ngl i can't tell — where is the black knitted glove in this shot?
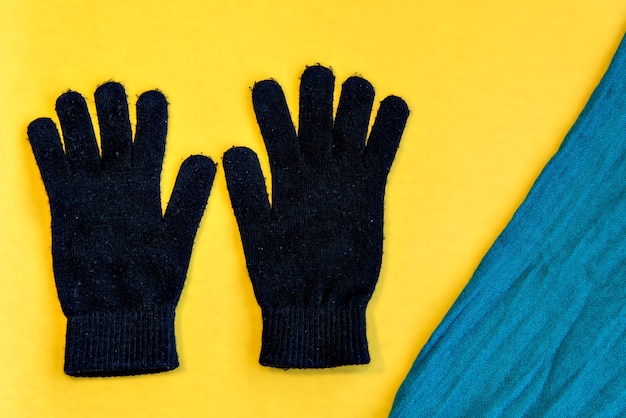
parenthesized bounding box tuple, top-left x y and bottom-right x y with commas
(223, 65, 409, 368)
(27, 82, 216, 376)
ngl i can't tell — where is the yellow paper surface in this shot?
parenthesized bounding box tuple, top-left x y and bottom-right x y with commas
(1, 1, 625, 416)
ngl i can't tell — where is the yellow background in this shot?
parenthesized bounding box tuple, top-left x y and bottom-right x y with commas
(1, 1, 625, 416)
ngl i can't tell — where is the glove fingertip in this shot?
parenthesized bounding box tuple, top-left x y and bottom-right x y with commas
(251, 79, 299, 168)
(380, 95, 410, 120)
(342, 76, 375, 97)
(252, 80, 283, 105)
(223, 146, 270, 223)
(364, 95, 409, 175)
(223, 146, 257, 169)
(137, 89, 168, 110)
(301, 64, 335, 82)
(54, 90, 86, 114)
(95, 81, 127, 101)
(179, 154, 217, 198)
(223, 147, 265, 191)
(27, 117, 57, 140)
(136, 90, 168, 126)
(27, 117, 70, 193)
(27, 117, 64, 165)
(164, 154, 216, 242)
(182, 154, 217, 177)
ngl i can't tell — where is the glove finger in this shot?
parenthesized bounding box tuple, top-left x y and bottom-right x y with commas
(164, 154, 216, 255)
(364, 96, 409, 176)
(223, 147, 271, 228)
(95, 82, 132, 170)
(27, 117, 71, 194)
(133, 90, 167, 176)
(333, 76, 375, 159)
(252, 79, 299, 172)
(298, 65, 334, 165)
(55, 91, 101, 173)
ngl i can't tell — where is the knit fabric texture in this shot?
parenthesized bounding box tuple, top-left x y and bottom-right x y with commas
(28, 82, 216, 377)
(223, 65, 409, 368)
(390, 34, 626, 416)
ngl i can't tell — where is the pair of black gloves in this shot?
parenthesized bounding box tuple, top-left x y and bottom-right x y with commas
(27, 65, 409, 377)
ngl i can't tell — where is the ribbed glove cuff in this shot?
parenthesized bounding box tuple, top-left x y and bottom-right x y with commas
(259, 303, 370, 369)
(64, 307, 178, 376)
